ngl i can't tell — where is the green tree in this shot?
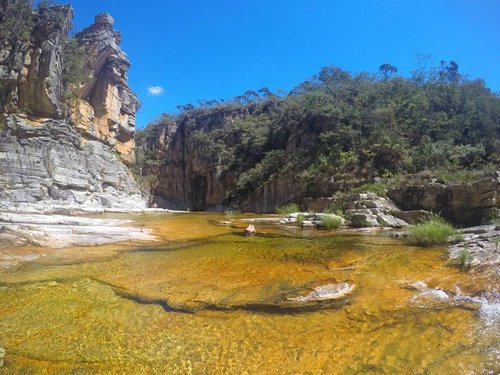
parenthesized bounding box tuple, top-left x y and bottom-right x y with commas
(0, 0, 33, 44)
(379, 63, 398, 81)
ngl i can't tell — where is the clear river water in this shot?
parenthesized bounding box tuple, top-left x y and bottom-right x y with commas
(0, 213, 498, 374)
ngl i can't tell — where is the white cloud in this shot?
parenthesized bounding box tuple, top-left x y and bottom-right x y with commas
(148, 86, 165, 96)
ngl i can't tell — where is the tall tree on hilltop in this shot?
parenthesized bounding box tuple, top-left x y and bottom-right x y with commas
(379, 64, 398, 81)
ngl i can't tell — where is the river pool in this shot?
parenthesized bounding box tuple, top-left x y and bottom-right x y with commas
(0, 213, 498, 374)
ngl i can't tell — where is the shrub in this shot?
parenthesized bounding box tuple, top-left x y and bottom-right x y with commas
(135, 174, 158, 189)
(62, 38, 86, 98)
(277, 203, 300, 215)
(296, 213, 305, 226)
(352, 182, 388, 197)
(458, 247, 472, 271)
(408, 217, 457, 246)
(322, 214, 343, 229)
(0, 0, 33, 45)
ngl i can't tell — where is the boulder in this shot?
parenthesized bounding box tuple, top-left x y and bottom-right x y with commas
(347, 212, 380, 227)
(343, 192, 408, 228)
(392, 210, 433, 224)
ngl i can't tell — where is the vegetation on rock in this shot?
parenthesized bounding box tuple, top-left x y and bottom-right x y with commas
(0, 0, 33, 45)
(322, 214, 343, 229)
(276, 203, 300, 215)
(408, 217, 457, 246)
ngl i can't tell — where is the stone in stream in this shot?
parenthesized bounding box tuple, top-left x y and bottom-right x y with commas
(287, 282, 355, 302)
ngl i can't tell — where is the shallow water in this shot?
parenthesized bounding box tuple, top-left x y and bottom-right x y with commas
(0, 213, 498, 374)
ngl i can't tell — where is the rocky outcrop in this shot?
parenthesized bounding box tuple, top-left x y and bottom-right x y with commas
(140, 105, 315, 212)
(388, 173, 500, 226)
(302, 192, 409, 228)
(343, 193, 408, 227)
(72, 13, 139, 164)
(448, 224, 500, 271)
(279, 212, 345, 229)
(0, 3, 145, 211)
(0, 115, 145, 212)
(1, 4, 138, 164)
(146, 107, 254, 211)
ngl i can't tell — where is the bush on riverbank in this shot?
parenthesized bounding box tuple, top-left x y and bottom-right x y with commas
(277, 203, 300, 215)
(323, 214, 343, 229)
(408, 217, 457, 246)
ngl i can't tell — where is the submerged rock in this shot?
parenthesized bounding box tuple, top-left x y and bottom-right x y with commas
(287, 282, 355, 302)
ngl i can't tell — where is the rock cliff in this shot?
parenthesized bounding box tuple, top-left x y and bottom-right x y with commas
(0, 1, 145, 212)
(388, 175, 500, 226)
(72, 12, 139, 164)
(138, 104, 309, 212)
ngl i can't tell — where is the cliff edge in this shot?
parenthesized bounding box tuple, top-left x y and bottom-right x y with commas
(0, 1, 145, 212)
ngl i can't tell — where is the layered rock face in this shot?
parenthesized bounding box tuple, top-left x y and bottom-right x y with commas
(388, 174, 500, 226)
(72, 12, 139, 164)
(0, 2, 145, 212)
(0, 115, 144, 212)
(149, 110, 246, 211)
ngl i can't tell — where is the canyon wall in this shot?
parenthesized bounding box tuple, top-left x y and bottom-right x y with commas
(140, 105, 341, 213)
(0, 2, 145, 212)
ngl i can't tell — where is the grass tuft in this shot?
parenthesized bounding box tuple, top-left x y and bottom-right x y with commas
(322, 214, 343, 229)
(408, 217, 457, 246)
(277, 203, 300, 215)
(458, 246, 472, 271)
(296, 213, 305, 226)
(352, 182, 388, 197)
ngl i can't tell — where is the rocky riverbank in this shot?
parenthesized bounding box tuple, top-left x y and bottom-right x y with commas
(0, 212, 157, 249)
(448, 224, 500, 273)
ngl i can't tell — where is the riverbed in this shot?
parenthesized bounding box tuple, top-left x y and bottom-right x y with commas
(0, 213, 498, 373)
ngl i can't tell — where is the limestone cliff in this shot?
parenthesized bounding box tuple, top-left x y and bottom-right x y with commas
(0, 1, 145, 212)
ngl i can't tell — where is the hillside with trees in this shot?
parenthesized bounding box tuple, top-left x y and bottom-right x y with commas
(136, 60, 500, 211)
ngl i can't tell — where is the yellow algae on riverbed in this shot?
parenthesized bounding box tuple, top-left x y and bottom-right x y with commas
(0, 213, 498, 374)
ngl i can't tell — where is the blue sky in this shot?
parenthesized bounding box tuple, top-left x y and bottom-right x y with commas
(58, 0, 500, 129)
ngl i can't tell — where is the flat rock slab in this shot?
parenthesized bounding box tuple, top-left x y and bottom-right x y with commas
(0, 212, 156, 248)
(449, 224, 500, 271)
